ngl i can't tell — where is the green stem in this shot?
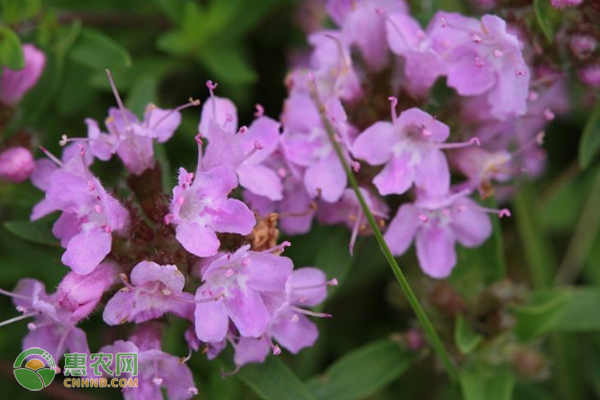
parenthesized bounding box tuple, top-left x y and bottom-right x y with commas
(317, 102, 458, 382)
(514, 183, 583, 399)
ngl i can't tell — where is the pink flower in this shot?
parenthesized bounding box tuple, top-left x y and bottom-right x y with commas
(0, 146, 35, 183)
(0, 44, 46, 105)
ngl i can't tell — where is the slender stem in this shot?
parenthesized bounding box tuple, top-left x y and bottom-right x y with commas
(514, 183, 583, 399)
(316, 101, 458, 382)
(555, 168, 600, 285)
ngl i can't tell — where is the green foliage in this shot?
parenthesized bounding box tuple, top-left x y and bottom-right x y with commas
(0, 24, 23, 69)
(305, 339, 417, 400)
(579, 99, 600, 169)
(0, 0, 41, 24)
(459, 364, 515, 400)
(533, 0, 560, 43)
(236, 357, 316, 400)
(69, 28, 132, 69)
(3, 218, 58, 247)
(454, 315, 483, 355)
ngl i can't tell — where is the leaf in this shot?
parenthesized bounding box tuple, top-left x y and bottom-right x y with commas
(313, 225, 353, 297)
(3, 218, 58, 247)
(56, 61, 95, 116)
(198, 46, 257, 85)
(0, 25, 23, 69)
(126, 74, 158, 118)
(69, 28, 132, 69)
(454, 315, 483, 355)
(514, 291, 569, 341)
(533, 0, 558, 43)
(236, 357, 316, 400)
(306, 339, 417, 400)
(579, 99, 600, 169)
(459, 364, 515, 400)
(0, 0, 41, 24)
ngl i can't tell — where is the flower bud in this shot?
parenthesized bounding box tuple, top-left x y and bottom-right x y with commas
(570, 35, 597, 60)
(56, 262, 117, 321)
(0, 44, 46, 106)
(578, 64, 600, 88)
(0, 146, 35, 183)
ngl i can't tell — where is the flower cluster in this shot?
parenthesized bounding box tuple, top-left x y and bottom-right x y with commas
(1, 73, 336, 398)
(245, 0, 559, 278)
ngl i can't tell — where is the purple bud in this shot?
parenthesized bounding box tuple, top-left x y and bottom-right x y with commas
(0, 44, 46, 106)
(0, 146, 35, 183)
(56, 262, 117, 321)
(570, 35, 597, 60)
(578, 65, 600, 88)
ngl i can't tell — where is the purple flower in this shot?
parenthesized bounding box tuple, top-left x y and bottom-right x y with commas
(0, 44, 46, 105)
(352, 105, 457, 197)
(34, 150, 130, 274)
(198, 84, 284, 200)
(384, 11, 447, 95)
(194, 244, 293, 343)
(167, 165, 255, 258)
(318, 188, 388, 253)
(30, 144, 94, 220)
(0, 278, 90, 362)
(100, 335, 198, 400)
(82, 72, 188, 174)
(243, 150, 316, 235)
(384, 190, 504, 278)
(231, 267, 334, 368)
(57, 262, 117, 322)
(281, 93, 352, 203)
(326, 0, 407, 71)
(428, 13, 530, 119)
(0, 146, 35, 183)
(103, 261, 194, 325)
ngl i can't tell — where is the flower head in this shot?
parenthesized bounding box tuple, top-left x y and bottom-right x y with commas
(103, 261, 194, 325)
(0, 44, 46, 106)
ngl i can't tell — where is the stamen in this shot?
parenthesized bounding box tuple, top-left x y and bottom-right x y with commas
(543, 108, 555, 121)
(0, 288, 32, 301)
(206, 80, 218, 121)
(436, 137, 480, 149)
(294, 278, 338, 291)
(39, 146, 63, 167)
(106, 69, 131, 129)
(118, 273, 135, 290)
(289, 306, 332, 318)
(388, 96, 399, 123)
(0, 312, 37, 328)
(351, 161, 361, 172)
(349, 211, 362, 255)
(260, 241, 291, 254)
(254, 104, 264, 117)
(152, 377, 163, 386)
(180, 347, 193, 364)
(237, 126, 248, 135)
(150, 98, 200, 130)
(187, 387, 199, 395)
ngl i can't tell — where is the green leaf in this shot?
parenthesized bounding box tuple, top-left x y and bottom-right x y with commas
(126, 74, 158, 118)
(459, 364, 515, 400)
(69, 28, 132, 69)
(0, 25, 23, 69)
(454, 315, 483, 355)
(306, 339, 417, 400)
(198, 46, 256, 85)
(236, 357, 316, 400)
(0, 0, 41, 24)
(579, 99, 600, 169)
(514, 291, 569, 341)
(56, 61, 95, 116)
(533, 0, 558, 43)
(3, 218, 58, 247)
(313, 225, 353, 297)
